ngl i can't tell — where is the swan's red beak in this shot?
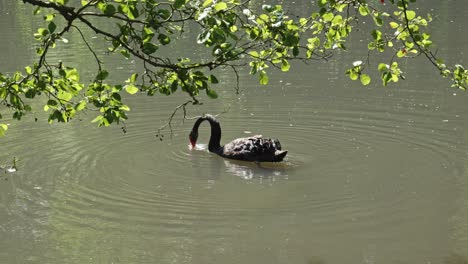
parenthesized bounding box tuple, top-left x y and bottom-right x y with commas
(189, 138, 196, 148)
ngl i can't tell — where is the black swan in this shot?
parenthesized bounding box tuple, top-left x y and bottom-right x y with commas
(189, 115, 287, 162)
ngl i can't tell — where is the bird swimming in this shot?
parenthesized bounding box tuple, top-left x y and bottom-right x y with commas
(189, 114, 287, 162)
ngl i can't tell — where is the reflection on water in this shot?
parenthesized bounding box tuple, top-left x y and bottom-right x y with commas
(190, 143, 288, 181)
(223, 159, 287, 180)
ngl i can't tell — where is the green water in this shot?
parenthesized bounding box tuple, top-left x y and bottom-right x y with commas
(1, 1, 468, 263)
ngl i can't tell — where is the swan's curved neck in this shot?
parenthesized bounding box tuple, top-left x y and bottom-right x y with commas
(193, 115, 222, 152)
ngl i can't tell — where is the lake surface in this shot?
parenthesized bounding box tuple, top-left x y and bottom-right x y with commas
(1, 1, 468, 263)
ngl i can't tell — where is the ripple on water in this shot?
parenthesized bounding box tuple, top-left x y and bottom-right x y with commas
(170, 100, 465, 225)
(2, 87, 466, 263)
(23, 123, 280, 237)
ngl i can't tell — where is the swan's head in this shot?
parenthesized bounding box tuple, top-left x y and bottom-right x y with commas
(189, 130, 198, 147)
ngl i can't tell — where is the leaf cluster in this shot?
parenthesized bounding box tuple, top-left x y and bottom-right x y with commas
(0, 0, 466, 135)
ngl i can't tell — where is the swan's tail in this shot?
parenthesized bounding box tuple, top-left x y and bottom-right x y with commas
(273, 150, 288, 162)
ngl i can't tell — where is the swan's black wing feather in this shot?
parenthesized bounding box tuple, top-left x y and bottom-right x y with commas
(222, 135, 287, 162)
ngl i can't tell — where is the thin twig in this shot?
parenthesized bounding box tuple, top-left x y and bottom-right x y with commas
(401, 1, 440, 70)
(71, 25, 102, 76)
(230, 65, 241, 94)
(156, 100, 195, 138)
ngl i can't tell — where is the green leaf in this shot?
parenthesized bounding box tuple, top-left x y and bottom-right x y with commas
(91, 115, 103, 123)
(349, 71, 358, 80)
(125, 84, 139, 94)
(143, 27, 154, 43)
(405, 10, 416, 20)
(142, 42, 158, 54)
(33, 7, 41, 15)
(157, 9, 171, 20)
(44, 14, 55, 21)
(120, 105, 130, 111)
(48, 22, 57, 33)
(389, 21, 399, 28)
(378, 63, 389, 72)
(75, 100, 87, 111)
(262, 4, 273, 12)
(249, 51, 259, 57)
(25, 66, 33, 75)
(373, 15, 383, 26)
(382, 72, 392, 86)
(292, 46, 299, 57)
(66, 68, 79, 81)
(96, 70, 109, 80)
(211, 28, 226, 43)
(47, 99, 58, 107)
(259, 71, 269, 85)
(158, 34, 171, 45)
(111, 92, 121, 101)
(55, 0, 67, 5)
(422, 39, 432, 48)
(371, 29, 382, 40)
(281, 59, 290, 72)
(197, 31, 211, 44)
(209, 74, 219, 84)
(58, 91, 72, 102)
(358, 5, 369, 16)
(120, 49, 130, 58)
(127, 6, 139, 19)
(322, 12, 334, 22)
(130, 73, 138, 83)
(317, 0, 327, 7)
(118, 4, 140, 19)
(174, 0, 186, 9)
(360, 74, 371, 85)
(0, 125, 6, 137)
(37, 28, 49, 37)
(249, 61, 258, 75)
(214, 2, 227, 11)
(206, 89, 218, 98)
(331, 15, 343, 25)
(202, 0, 213, 7)
(397, 49, 406, 57)
(103, 4, 116, 15)
(25, 89, 36, 98)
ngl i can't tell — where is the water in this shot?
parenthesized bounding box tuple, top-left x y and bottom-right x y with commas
(1, 1, 468, 263)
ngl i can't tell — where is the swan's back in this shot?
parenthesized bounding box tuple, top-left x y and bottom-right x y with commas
(222, 135, 288, 162)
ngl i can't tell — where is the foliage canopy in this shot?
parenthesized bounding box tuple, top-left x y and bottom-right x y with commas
(0, 0, 467, 136)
